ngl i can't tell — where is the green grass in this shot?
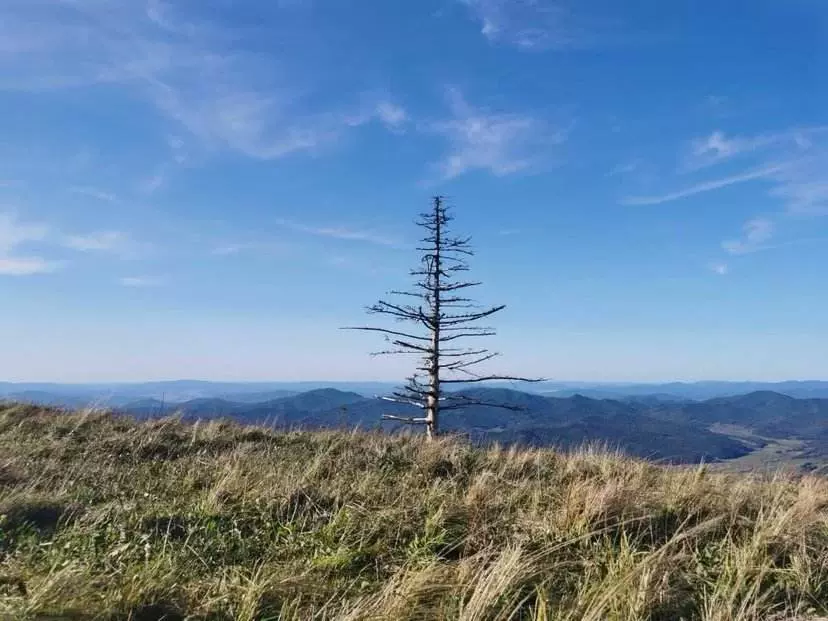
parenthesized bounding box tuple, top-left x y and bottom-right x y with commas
(1, 402, 828, 620)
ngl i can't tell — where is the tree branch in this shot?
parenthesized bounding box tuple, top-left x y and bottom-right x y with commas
(441, 375, 545, 384)
(381, 396, 426, 408)
(439, 331, 496, 342)
(342, 326, 430, 341)
(381, 414, 429, 424)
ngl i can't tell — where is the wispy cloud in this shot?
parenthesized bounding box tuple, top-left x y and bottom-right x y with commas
(622, 164, 783, 206)
(0, 2, 404, 162)
(0, 256, 61, 276)
(375, 101, 408, 131)
(139, 172, 167, 195)
(0, 212, 59, 276)
(274, 219, 402, 248)
(119, 276, 163, 288)
(770, 151, 828, 216)
(682, 127, 827, 172)
(0, 212, 47, 250)
(428, 87, 567, 180)
(69, 186, 118, 203)
(210, 240, 291, 257)
(606, 159, 641, 177)
(663, 127, 828, 266)
(139, 135, 191, 194)
(62, 230, 143, 258)
(211, 243, 252, 257)
(722, 217, 774, 255)
(649, 126, 828, 218)
(708, 261, 729, 276)
(459, 0, 604, 50)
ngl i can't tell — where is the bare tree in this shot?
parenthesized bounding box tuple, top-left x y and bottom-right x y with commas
(346, 196, 540, 439)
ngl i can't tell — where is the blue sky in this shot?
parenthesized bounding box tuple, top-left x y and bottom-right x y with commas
(0, 0, 826, 382)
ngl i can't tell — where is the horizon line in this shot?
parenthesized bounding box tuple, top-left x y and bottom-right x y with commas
(3, 378, 828, 386)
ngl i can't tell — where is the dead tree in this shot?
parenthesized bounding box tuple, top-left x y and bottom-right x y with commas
(346, 196, 539, 439)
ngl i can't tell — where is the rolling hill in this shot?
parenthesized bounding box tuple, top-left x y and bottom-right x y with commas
(113, 387, 760, 463)
(9, 384, 828, 465)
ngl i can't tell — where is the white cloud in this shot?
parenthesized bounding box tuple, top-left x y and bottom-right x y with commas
(677, 128, 828, 216)
(429, 88, 566, 180)
(606, 159, 641, 177)
(708, 261, 729, 276)
(644, 126, 828, 220)
(722, 217, 775, 255)
(119, 276, 163, 288)
(63, 231, 131, 254)
(375, 101, 408, 130)
(682, 127, 827, 172)
(0, 212, 47, 252)
(274, 218, 401, 248)
(689, 131, 744, 163)
(770, 151, 828, 216)
(459, 0, 596, 50)
(622, 164, 783, 206)
(0, 256, 60, 276)
(69, 186, 118, 203)
(211, 243, 250, 256)
(140, 172, 167, 194)
(0, 211, 58, 276)
(0, 2, 404, 161)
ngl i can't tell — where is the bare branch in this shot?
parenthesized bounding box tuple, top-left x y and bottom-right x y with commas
(381, 414, 429, 424)
(381, 396, 426, 408)
(441, 375, 544, 384)
(441, 306, 506, 325)
(342, 327, 430, 342)
(389, 339, 432, 353)
(438, 281, 480, 292)
(439, 331, 496, 342)
(440, 352, 499, 370)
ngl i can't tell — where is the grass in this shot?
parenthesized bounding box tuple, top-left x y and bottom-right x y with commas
(706, 425, 817, 475)
(1, 402, 828, 620)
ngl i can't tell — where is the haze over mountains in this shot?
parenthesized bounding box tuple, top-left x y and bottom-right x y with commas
(5, 380, 828, 467)
(6, 379, 828, 405)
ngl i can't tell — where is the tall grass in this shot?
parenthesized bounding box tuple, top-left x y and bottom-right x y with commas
(0, 402, 827, 620)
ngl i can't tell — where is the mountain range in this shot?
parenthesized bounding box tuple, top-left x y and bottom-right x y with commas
(114, 387, 828, 464)
(6, 379, 828, 405)
(6, 381, 828, 466)
(7, 383, 828, 466)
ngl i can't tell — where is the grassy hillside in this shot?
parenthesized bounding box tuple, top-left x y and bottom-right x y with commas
(1, 404, 828, 620)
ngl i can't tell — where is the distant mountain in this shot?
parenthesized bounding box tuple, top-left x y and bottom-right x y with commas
(480, 413, 750, 463)
(0, 391, 92, 408)
(0, 380, 396, 406)
(647, 391, 828, 438)
(541, 381, 828, 401)
(439, 389, 751, 463)
(214, 390, 298, 403)
(541, 390, 692, 403)
(7, 379, 828, 406)
(125, 389, 376, 425)
(107, 387, 754, 463)
(9, 382, 828, 466)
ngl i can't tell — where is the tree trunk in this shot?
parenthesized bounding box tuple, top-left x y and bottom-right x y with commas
(426, 197, 442, 439)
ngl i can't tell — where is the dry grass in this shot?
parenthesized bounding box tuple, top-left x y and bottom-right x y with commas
(1, 402, 827, 620)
